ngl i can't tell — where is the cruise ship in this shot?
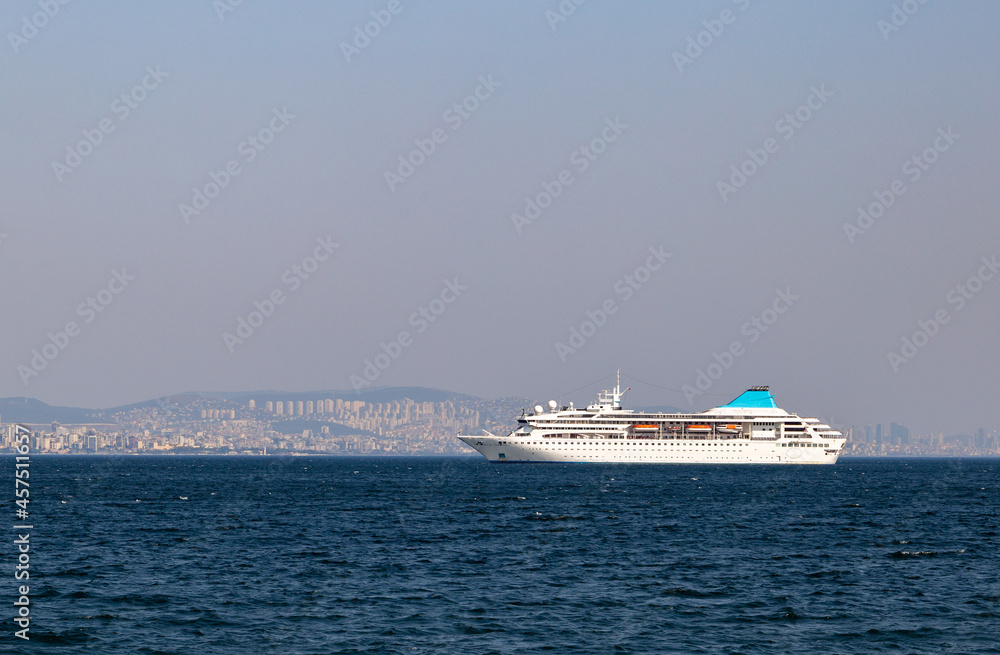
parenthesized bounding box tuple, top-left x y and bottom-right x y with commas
(458, 373, 844, 464)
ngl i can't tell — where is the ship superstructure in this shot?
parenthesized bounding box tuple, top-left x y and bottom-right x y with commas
(458, 372, 844, 464)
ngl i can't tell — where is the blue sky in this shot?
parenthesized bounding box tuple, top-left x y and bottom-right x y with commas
(2, 1, 999, 434)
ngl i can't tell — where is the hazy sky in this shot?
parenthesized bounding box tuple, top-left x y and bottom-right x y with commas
(2, 1, 998, 434)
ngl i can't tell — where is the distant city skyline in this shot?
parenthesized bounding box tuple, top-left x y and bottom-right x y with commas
(3, 387, 997, 458)
(2, 372, 999, 442)
(3, 384, 998, 451)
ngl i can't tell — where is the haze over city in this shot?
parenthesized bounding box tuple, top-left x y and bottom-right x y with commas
(3, 1, 999, 436)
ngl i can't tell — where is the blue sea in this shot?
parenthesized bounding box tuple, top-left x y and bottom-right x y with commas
(3, 456, 998, 654)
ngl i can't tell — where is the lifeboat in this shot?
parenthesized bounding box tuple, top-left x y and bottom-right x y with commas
(686, 424, 711, 432)
(633, 424, 658, 430)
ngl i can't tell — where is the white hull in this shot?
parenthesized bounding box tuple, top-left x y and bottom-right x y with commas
(457, 376, 844, 465)
(457, 435, 840, 464)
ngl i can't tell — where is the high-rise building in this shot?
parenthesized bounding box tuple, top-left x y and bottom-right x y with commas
(276, 401, 284, 416)
(248, 399, 256, 410)
(266, 401, 274, 412)
(296, 401, 304, 416)
(890, 422, 910, 445)
(306, 401, 314, 414)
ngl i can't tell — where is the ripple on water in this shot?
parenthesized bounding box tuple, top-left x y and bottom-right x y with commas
(28, 456, 1000, 654)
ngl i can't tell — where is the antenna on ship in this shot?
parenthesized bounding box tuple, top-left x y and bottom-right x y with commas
(613, 369, 629, 408)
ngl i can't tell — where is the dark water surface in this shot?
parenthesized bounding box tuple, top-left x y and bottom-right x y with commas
(2, 456, 998, 654)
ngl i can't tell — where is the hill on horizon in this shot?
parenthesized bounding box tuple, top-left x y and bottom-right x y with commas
(0, 397, 107, 425)
(0, 386, 485, 424)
